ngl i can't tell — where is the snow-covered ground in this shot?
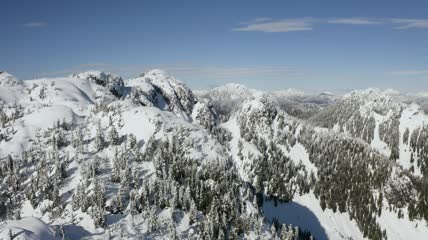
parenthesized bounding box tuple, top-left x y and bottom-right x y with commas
(0, 217, 55, 240)
(398, 103, 428, 175)
(263, 193, 364, 240)
(2, 70, 428, 240)
(371, 112, 392, 157)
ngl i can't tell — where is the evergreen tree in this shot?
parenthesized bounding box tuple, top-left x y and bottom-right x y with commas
(189, 198, 198, 225)
(94, 121, 105, 151)
(169, 218, 179, 240)
(108, 126, 119, 145)
(148, 205, 158, 233)
(8, 228, 13, 240)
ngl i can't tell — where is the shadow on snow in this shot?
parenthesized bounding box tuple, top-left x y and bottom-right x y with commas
(262, 198, 328, 240)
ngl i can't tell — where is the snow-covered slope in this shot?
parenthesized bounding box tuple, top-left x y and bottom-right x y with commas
(310, 88, 428, 176)
(0, 71, 277, 240)
(0, 217, 55, 240)
(221, 90, 428, 240)
(71, 70, 125, 98)
(1, 71, 428, 240)
(0, 71, 24, 103)
(127, 69, 196, 120)
(200, 83, 261, 102)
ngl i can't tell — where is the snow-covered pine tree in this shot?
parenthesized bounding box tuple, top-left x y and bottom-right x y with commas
(168, 218, 179, 240)
(189, 198, 197, 225)
(148, 205, 158, 233)
(111, 149, 121, 183)
(94, 121, 105, 151)
(8, 228, 13, 240)
(108, 125, 119, 145)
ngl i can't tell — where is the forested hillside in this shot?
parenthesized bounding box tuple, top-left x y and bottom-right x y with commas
(1, 70, 428, 239)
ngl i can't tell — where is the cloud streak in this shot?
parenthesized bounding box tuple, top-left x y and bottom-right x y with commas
(22, 22, 47, 28)
(389, 70, 428, 76)
(163, 64, 298, 78)
(233, 18, 314, 32)
(390, 19, 428, 29)
(37, 63, 300, 83)
(37, 63, 113, 77)
(328, 18, 381, 25)
(235, 17, 428, 32)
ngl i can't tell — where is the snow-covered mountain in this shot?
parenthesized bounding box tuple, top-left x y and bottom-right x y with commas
(126, 69, 197, 121)
(1, 70, 428, 240)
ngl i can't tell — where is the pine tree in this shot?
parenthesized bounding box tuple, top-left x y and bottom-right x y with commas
(76, 127, 84, 154)
(94, 179, 106, 207)
(92, 205, 106, 228)
(128, 134, 137, 149)
(217, 228, 225, 240)
(271, 223, 277, 239)
(92, 179, 106, 227)
(128, 190, 139, 216)
(169, 218, 179, 240)
(60, 225, 65, 240)
(189, 198, 197, 225)
(111, 149, 121, 183)
(8, 228, 13, 240)
(294, 226, 299, 240)
(280, 224, 288, 240)
(132, 144, 143, 162)
(148, 205, 158, 233)
(94, 121, 105, 151)
(56, 127, 66, 148)
(51, 184, 62, 217)
(108, 126, 119, 145)
(39, 84, 47, 99)
(288, 224, 295, 239)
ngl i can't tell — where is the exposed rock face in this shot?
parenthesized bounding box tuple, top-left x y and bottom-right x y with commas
(71, 71, 125, 98)
(127, 69, 196, 120)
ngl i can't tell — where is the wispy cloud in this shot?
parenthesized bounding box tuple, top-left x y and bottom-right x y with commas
(390, 19, 428, 29)
(252, 17, 272, 23)
(389, 70, 428, 76)
(38, 63, 113, 77)
(22, 22, 47, 28)
(233, 18, 314, 32)
(328, 18, 382, 25)
(163, 64, 298, 78)
(234, 17, 428, 32)
(37, 63, 300, 82)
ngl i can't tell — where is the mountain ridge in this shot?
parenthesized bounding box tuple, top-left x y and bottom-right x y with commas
(1, 70, 428, 240)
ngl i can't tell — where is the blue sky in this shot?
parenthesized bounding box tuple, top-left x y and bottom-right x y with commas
(1, 0, 428, 91)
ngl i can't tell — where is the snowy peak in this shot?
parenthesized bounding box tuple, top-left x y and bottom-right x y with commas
(344, 88, 388, 100)
(205, 83, 261, 101)
(0, 72, 24, 103)
(238, 94, 280, 128)
(139, 69, 188, 94)
(343, 88, 401, 101)
(305, 92, 337, 104)
(0, 71, 22, 87)
(342, 88, 402, 116)
(127, 69, 196, 120)
(242, 94, 277, 113)
(71, 71, 125, 98)
(195, 83, 263, 120)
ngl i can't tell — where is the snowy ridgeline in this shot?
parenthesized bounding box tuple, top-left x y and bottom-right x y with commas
(1, 70, 428, 240)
